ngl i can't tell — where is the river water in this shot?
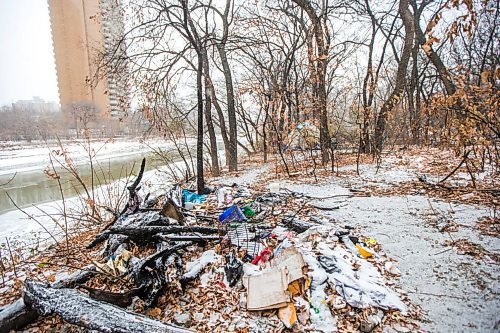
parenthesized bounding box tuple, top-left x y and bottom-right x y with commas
(0, 152, 162, 216)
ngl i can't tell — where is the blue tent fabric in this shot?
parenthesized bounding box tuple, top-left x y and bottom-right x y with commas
(219, 205, 247, 224)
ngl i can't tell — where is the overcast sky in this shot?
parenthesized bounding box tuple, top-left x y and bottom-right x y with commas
(0, 0, 59, 106)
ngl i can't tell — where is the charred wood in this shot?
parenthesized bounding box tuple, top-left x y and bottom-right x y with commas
(23, 280, 193, 333)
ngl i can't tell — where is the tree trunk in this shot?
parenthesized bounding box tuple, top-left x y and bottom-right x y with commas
(201, 48, 220, 177)
(0, 266, 96, 332)
(217, 44, 238, 171)
(373, 0, 415, 154)
(408, 38, 420, 144)
(292, 0, 331, 164)
(196, 53, 205, 193)
(209, 80, 231, 167)
(414, 24, 456, 96)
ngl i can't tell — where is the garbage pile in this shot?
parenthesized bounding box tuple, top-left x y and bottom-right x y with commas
(2, 170, 417, 332)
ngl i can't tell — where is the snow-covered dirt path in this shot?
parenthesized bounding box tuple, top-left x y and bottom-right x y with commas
(333, 195, 497, 332)
(282, 175, 499, 332)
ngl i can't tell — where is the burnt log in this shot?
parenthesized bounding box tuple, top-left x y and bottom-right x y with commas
(0, 265, 96, 332)
(78, 285, 144, 308)
(23, 280, 192, 333)
(87, 211, 182, 249)
(155, 234, 220, 243)
(131, 242, 194, 306)
(0, 298, 38, 333)
(108, 225, 221, 240)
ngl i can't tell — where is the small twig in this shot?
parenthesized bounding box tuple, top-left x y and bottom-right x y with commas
(0, 172, 17, 187)
(407, 290, 473, 300)
(439, 150, 470, 183)
(434, 248, 453, 255)
(0, 247, 6, 286)
(5, 237, 18, 278)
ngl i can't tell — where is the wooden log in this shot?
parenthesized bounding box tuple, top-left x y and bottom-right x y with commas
(77, 285, 144, 308)
(108, 225, 221, 240)
(87, 212, 196, 249)
(0, 298, 38, 333)
(156, 235, 220, 243)
(23, 280, 192, 333)
(0, 265, 96, 332)
(132, 242, 194, 281)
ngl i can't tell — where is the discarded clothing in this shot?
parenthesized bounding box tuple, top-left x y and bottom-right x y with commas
(317, 243, 407, 312)
(251, 247, 272, 265)
(301, 251, 337, 332)
(282, 216, 315, 233)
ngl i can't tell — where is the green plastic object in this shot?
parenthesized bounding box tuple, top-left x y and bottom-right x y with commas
(242, 205, 256, 218)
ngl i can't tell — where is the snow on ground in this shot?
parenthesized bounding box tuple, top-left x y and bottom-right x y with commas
(213, 156, 499, 331)
(0, 164, 177, 251)
(213, 164, 271, 186)
(1, 146, 497, 332)
(285, 176, 499, 333)
(0, 138, 168, 176)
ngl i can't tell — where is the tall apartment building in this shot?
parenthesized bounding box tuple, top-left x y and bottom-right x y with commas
(47, 0, 127, 117)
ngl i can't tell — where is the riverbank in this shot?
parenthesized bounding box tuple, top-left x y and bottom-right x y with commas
(0, 137, 168, 176)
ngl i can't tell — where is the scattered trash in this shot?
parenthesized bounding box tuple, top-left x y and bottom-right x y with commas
(224, 252, 243, 287)
(242, 205, 256, 218)
(278, 302, 297, 328)
(359, 310, 384, 332)
(385, 262, 401, 276)
(9, 169, 413, 333)
(219, 205, 247, 224)
(173, 312, 191, 326)
(244, 268, 290, 310)
(356, 243, 375, 258)
(216, 187, 226, 207)
(282, 215, 315, 233)
(95, 248, 132, 277)
(182, 189, 206, 205)
(227, 223, 264, 258)
(182, 250, 220, 281)
(317, 244, 407, 312)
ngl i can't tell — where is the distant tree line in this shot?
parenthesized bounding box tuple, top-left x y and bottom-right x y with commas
(0, 103, 149, 141)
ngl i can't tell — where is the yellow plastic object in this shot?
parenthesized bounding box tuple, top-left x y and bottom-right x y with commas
(287, 280, 303, 296)
(365, 238, 378, 246)
(356, 244, 375, 258)
(278, 303, 297, 328)
(304, 278, 312, 291)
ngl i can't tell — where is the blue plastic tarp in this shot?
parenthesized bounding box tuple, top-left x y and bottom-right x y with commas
(182, 189, 206, 204)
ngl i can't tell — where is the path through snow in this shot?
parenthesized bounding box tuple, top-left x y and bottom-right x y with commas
(283, 175, 498, 332)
